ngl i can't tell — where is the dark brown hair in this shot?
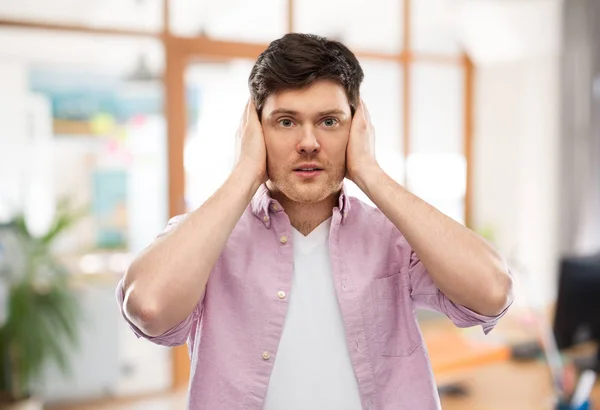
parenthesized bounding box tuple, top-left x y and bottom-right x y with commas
(249, 33, 364, 117)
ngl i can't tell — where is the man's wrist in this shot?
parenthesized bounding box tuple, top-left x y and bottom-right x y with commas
(352, 161, 384, 194)
(232, 161, 265, 197)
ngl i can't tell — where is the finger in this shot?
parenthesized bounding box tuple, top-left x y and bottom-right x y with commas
(362, 99, 376, 136)
(361, 98, 372, 123)
(243, 98, 251, 125)
(352, 99, 367, 129)
(355, 98, 365, 119)
(236, 100, 250, 143)
(237, 99, 249, 131)
(248, 98, 261, 124)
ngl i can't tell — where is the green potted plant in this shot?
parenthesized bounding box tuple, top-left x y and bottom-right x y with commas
(0, 199, 83, 410)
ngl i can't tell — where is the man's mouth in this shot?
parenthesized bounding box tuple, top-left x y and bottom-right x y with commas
(293, 166, 324, 178)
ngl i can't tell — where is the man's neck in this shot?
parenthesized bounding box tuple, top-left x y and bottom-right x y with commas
(267, 185, 340, 236)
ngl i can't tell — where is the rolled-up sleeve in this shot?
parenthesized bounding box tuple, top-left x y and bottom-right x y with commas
(115, 214, 203, 347)
(408, 249, 510, 335)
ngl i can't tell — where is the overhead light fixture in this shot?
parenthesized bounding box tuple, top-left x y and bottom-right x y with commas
(124, 53, 160, 83)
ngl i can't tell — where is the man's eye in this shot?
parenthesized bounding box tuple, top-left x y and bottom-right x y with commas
(322, 118, 339, 127)
(279, 119, 294, 128)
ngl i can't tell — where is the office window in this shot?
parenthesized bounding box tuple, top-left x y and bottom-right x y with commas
(170, 0, 287, 42)
(411, 63, 463, 154)
(408, 63, 465, 223)
(184, 59, 255, 210)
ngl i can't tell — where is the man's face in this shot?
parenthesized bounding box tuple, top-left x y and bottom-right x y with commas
(261, 80, 351, 204)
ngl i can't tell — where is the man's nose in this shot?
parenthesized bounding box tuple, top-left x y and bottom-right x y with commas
(297, 127, 320, 154)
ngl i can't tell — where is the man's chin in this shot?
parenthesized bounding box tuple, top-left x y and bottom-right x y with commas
(293, 182, 344, 203)
(270, 181, 330, 203)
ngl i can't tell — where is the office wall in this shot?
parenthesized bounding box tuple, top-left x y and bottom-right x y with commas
(472, 58, 561, 305)
(462, 0, 563, 306)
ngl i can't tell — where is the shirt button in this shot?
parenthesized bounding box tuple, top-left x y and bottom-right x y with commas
(277, 291, 286, 299)
(262, 351, 270, 360)
(263, 215, 269, 222)
(279, 235, 288, 244)
(272, 204, 280, 211)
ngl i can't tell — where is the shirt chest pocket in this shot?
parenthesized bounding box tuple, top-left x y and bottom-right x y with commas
(372, 273, 423, 357)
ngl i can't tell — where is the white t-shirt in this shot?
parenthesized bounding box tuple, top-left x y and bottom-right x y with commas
(263, 218, 363, 410)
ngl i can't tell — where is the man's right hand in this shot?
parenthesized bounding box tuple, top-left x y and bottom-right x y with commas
(235, 99, 267, 185)
(122, 99, 269, 339)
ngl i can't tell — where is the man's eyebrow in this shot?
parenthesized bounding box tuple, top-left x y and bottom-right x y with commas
(316, 109, 348, 117)
(267, 108, 348, 118)
(267, 109, 299, 118)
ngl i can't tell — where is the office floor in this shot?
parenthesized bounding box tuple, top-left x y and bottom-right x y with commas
(48, 310, 599, 410)
(48, 359, 600, 410)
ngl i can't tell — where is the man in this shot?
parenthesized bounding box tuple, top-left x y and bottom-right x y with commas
(117, 33, 514, 410)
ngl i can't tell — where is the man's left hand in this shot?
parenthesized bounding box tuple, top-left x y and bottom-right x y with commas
(346, 99, 379, 182)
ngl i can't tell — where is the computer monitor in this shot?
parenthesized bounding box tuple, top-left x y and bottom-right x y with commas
(553, 253, 600, 371)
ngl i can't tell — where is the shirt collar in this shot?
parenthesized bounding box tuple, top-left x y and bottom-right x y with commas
(251, 183, 351, 227)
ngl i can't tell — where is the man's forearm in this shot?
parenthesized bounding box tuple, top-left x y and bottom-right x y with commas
(354, 164, 513, 316)
(123, 162, 263, 336)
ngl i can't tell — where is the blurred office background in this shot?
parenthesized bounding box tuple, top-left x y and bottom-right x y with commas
(0, 0, 598, 409)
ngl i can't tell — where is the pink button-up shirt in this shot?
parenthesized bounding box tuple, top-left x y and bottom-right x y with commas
(116, 184, 507, 410)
